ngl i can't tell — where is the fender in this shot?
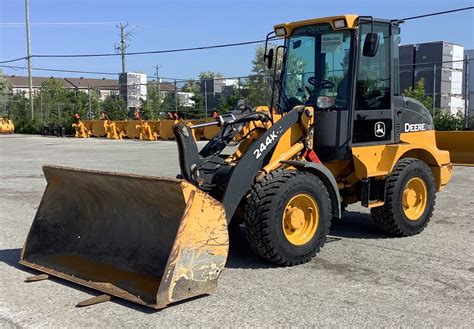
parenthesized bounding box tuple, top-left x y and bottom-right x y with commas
(282, 160, 342, 219)
(221, 108, 303, 221)
(175, 107, 307, 222)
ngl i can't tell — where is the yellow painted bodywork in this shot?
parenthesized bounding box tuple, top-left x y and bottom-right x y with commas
(89, 120, 106, 137)
(274, 14, 359, 36)
(351, 131, 452, 191)
(136, 120, 159, 141)
(104, 120, 124, 139)
(263, 106, 314, 173)
(160, 119, 179, 140)
(155, 182, 229, 308)
(225, 106, 314, 171)
(435, 131, 474, 166)
(72, 120, 91, 138)
(20, 166, 229, 309)
(282, 193, 319, 246)
(402, 177, 428, 221)
(203, 124, 221, 140)
(0, 117, 15, 134)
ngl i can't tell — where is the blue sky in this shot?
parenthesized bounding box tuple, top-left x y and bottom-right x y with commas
(1, 0, 473, 80)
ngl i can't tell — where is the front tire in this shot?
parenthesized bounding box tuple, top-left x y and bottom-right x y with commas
(243, 169, 332, 266)
(371, 158, 436, 236)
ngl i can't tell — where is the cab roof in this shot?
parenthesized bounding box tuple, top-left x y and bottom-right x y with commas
(273, 15, 359, 36)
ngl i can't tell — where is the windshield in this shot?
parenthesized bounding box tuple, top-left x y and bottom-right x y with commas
(281, 24, 352, 111)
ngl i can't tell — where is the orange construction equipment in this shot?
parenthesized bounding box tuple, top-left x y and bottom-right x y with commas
(160, 119, 179, 140)
(104, 120, 124, 139)
(20, 14, 455, 311)
(72, 115, 91, 138)
(0, 117, 14, 134)
(136, 119, 159, 141)
(20, 166, 228, 308)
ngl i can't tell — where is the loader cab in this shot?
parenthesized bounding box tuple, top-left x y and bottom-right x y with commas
(275, 16, 402, 162)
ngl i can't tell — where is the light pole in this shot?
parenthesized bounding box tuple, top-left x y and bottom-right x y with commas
(25, 0, 34, 119)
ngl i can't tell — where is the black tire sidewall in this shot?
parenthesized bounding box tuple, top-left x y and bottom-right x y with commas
(267, 174, 331, 262)
(390, 161, 436, 233)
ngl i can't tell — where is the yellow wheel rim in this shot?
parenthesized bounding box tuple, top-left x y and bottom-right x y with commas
(402, 177, 427, 221)
(282, 193, 319, 246)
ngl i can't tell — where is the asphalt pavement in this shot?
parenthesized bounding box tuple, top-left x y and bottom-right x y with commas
(0, 135, 473, 327)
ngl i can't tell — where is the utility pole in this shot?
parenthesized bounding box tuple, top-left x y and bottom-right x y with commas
(116, 23, 131, 74)
(464, 55, 470, 129)
(24, 0, 34, 119)
(204, 79, 208, 117)
(154, 64, 161, 104)
(432, 64, 436, 113)
(174, 79, 178, 112)
(88, 86, 92, 119)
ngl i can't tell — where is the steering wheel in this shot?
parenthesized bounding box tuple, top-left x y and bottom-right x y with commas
(307, 77, 335, 90)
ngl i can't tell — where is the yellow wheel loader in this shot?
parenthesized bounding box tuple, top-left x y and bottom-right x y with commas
(20, 15, 452, 309)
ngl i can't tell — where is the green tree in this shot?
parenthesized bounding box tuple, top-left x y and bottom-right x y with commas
(402, 79, 433, 111)
(199, 71, 223, 79)
(402, 78, 465, 131)
(182, 79, 206, 118)
(0, 70, 12, 117)
(245, 43, 286, 108)
(141, 83, 162, 119)
(431, 109, 465, 131)
(101, 95, 127, 120)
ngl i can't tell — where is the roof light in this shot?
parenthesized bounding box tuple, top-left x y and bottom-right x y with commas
(274, 27, 287, 37)
(333, 19, 346, 29)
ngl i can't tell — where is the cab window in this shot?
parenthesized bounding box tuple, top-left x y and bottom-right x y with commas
(356, 23, 391, 110)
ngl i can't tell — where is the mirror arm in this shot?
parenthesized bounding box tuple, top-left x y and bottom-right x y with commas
(269, 45, 286, 118)
(263, 31, 276, 63)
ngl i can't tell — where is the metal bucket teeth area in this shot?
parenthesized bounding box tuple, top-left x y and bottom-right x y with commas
(20, 165, 229, 308)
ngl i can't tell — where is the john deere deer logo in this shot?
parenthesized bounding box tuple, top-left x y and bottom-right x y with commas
(374, 122, 385, 138)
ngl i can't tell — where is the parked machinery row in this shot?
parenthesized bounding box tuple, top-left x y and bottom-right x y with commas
(72, 118, 220, 141)
(0, 117, 15, 134)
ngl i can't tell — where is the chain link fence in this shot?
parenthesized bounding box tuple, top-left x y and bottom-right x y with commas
(1, 58, 472, 134)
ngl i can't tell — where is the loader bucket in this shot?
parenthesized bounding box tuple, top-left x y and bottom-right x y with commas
(20, 166, 229, 309)
(435, 131, 474, 166)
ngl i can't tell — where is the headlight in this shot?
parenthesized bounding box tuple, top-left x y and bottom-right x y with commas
(333, 19, 346, 29)
(274, 27, 287, 37)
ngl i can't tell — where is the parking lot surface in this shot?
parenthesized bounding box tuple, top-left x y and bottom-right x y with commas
(1, 135, 473, 327)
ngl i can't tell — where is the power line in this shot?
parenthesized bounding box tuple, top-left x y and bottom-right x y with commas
(1, 7, 472, 64)
(0, 39, 267, 64)
(32, 39, 267, 59)
(0, 64, 118, 75)
(0, 57, 27, 64)
(401, 6, 473, 21)
(2, 58, 471, 80)
(0, 7, 472, 65)
(0, 22, 119, 27)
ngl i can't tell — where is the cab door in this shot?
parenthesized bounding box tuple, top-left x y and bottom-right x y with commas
(352, 21, 394, 144)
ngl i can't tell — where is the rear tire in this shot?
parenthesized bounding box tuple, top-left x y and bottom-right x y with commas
(243, 169, 332, 266)
(371, 158, 436, 236)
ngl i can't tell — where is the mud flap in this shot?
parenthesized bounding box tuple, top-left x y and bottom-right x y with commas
(20, 165, 229, 309)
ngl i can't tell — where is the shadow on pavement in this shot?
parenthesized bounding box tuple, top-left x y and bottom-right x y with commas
(330, 211, 391, 239)
(0, 248, 158, 314)
(226, 227, 277, 270)
(0, 210, 392, 311)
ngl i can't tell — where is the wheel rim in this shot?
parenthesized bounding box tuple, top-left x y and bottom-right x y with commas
(282, 193, 319, 246)
(402, 177, 427, 221)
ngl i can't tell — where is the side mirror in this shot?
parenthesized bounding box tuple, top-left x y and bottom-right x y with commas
(264, 48, 274, 70)
(292, 40, 301, 49)
(363, 32, 379, 57)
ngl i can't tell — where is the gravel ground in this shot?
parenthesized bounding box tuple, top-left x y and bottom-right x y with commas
(0, 135, 473, 327)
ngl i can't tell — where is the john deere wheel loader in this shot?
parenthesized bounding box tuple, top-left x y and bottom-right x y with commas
(20, 15, 452, 309)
